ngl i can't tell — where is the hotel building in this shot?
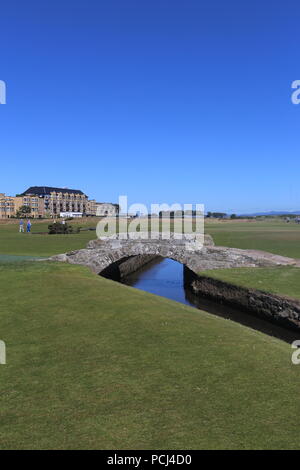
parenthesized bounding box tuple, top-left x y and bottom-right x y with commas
(0, 186, 119, 218)
(0, 193, 15, 219)
(21, 186, 88, 217)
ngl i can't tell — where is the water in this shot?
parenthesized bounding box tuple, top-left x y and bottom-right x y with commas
(122, 257, 194, 306)
(122, 257, 299, 343)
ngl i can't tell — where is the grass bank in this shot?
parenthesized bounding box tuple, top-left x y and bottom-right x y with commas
(199, 266, 300, 300)
(0, 261, 300, 449)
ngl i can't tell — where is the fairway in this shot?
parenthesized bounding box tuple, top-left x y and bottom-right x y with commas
(0, 220, 98, 257)
(1, 218, 300, 449)
(203, 219, 300, 301)
(1, 218, 300, 259)
(206, 219, 300, 258)
(0, 261, 300, 450)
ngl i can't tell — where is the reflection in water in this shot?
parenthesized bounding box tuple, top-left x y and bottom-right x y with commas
(122, 257, 193, 306)
(122, 257, 299, 344)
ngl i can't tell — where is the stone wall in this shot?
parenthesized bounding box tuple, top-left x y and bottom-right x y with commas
(184, 267, 300, 331)
(100, 255, 159, 281)
(119, 255, 160, 278)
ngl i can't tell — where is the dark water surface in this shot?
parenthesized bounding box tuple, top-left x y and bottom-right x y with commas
(122, 257, 299, 344)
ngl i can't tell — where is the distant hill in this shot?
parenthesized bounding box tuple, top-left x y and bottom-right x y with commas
(239, 211, 300, 217)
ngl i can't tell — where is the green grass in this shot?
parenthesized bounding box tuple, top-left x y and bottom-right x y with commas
(0, 221, 98, 256)
(199, 266, 300, 300)
(0, 260, 300, 449)
(2, 217, 300, 259)
(206, 219, 300, 258)
(0, 219, 195, 257)
(2, 218, 300, 258)
(203, 219, 300, 300)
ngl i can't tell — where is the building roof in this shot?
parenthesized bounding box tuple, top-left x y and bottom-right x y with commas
(22, 186, 86, 196)
(96, 202, 119, 206)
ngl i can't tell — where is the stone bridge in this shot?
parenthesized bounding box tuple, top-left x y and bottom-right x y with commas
(50, 232, 300, 275)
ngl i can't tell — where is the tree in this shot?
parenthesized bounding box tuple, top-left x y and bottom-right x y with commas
(48, 222, 80, 235)
(16, 205, 31, 217)
(230, 214, 237, 219)
(211, 212, 227, 219)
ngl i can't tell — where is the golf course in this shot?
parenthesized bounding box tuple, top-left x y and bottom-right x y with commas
(1, 217, 300, 449)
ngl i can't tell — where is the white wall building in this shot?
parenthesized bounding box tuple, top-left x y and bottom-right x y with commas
(96, 203, 119, 217)
(60, 212, 83, 218)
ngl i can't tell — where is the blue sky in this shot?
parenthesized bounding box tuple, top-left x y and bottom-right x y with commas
(0, 0, 299, 213)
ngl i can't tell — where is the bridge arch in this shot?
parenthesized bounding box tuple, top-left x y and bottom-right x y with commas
(98, 252, 191, 282)
(83, 239, 195, 276)
(50, 233, 293, 275)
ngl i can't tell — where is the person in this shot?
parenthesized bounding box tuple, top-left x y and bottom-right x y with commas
(19, 219, 24, 233)
(26, 219, 31, 233)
